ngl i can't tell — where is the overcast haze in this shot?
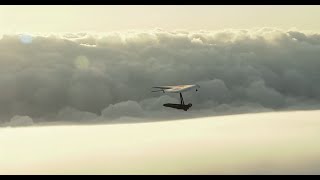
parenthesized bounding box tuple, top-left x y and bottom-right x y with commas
(1, 6, 320, 33)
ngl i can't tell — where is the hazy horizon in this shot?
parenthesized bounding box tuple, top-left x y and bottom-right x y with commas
(1, 5, 320, 33)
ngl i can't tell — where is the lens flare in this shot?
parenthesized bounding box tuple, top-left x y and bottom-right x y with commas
(74, 55, 90, 70)
(19, 34, 33, 44)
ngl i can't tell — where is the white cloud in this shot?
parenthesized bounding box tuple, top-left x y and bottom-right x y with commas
(101, 101, 144, 120)
(56, 107, 98, 122)
(1, 28, 320, 125)
(9, 115, 33, 127)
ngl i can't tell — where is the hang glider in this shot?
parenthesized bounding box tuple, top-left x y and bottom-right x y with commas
(152, 84, 200, 111)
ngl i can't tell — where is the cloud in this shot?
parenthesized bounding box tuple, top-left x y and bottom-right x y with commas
(246, 80, 285, 108)
(101, 100, 144, 120)
(139, 95, 179, 111)
(1, 28, 320, 125)
(56, 107, 98, 122)
(9, 115, 34, 127)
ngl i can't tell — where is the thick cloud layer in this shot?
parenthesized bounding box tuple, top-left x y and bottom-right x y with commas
(1, 28, 320, 125)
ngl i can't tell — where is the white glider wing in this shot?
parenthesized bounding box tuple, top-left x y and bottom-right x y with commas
(152, 84, 200, 93)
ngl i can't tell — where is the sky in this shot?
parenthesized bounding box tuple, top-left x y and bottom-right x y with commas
(1, 5, 320, 33)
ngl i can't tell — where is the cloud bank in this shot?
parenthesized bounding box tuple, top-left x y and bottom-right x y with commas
(2, 111, 320, 174)
(1, 28, 320, 125)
